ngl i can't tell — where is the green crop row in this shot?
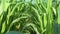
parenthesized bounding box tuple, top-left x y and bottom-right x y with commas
(0, 0, 58, 34)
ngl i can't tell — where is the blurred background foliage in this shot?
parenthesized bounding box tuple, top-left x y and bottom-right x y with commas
(0, 0, 59, 34)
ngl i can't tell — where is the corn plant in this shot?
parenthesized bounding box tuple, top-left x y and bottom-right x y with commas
(0, 0, 58, 34)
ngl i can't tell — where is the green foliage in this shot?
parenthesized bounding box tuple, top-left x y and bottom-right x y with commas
(0, 0, 58, 34)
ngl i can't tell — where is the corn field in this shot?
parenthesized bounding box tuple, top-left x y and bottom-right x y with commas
(0, 0, 59, 34)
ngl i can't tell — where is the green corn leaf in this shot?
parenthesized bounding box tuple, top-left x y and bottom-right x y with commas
(44, 13, 47, 28)
(22, 23, 40, 34)
(7, 16, 29, 32)
(1, 21, 6, 34)
(0, 4, 3, 15)
(9, 2, 24, 16)
(52, 7, 56, 15)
